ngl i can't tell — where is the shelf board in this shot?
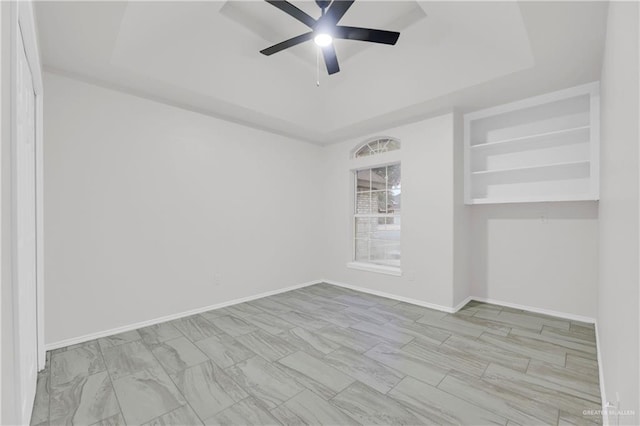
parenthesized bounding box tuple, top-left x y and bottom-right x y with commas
(468, 194, 599, 205)
(470, 125, 590, 150)
(471, 160, 590, 177)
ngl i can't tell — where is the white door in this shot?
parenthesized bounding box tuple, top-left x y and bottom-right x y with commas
(15, 22, 39, 423)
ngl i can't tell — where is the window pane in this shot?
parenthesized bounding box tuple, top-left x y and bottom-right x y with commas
(388, 163, 401, 189)
(389, 190, 401, 213)
(356, 192, 372, 214)
(370, 240, 401, 266)
(374, 190, 387, 213)
(371, 230, 400, 243)
(371, 166, 387, 191)
(385, 139, 401, 151)
(355, 217, 375, 238)
(355, 145, 372, 158)
(356, 169, 371, 192)
(355, 239, 370, 262)
(354, 138, 401, 158)
(385, 216, 401, 227)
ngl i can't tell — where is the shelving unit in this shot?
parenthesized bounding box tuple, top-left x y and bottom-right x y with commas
(464, 82, 600, 204)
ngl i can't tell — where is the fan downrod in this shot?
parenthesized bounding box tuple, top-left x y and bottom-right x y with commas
(315, 0, 331, 13)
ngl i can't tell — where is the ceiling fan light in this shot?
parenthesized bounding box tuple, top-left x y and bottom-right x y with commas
(314, 33, 333, 47)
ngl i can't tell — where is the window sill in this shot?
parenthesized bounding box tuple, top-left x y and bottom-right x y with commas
(347, 262, 402, 277)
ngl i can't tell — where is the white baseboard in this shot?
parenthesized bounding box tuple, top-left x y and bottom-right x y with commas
(45, 279, 322, 351)
(322, 280, 597, 322)
(470, 296, 596, 324)
(452, 295, 474, 313)
(322, 279, 461, 313)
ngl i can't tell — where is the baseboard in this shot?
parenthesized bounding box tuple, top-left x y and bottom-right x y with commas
(452, 295, 474, 313)
(45, 279, 322, 351)
(470, 296, 597, 324)
(322, 279, 461, 313)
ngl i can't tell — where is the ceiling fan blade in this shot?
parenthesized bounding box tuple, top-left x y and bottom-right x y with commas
(323, 0, 354, 26)
(322, 44, 340, 75)
(334, 26, 400, 45)
(265, 0, 317, 29)
(260, 32, 314, 56)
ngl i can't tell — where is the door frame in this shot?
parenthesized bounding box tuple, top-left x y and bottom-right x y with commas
(14, 0, 45, 373)
(8, 1, 45, 421)
(10, 0, 45, 374)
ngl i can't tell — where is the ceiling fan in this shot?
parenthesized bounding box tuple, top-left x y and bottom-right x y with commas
(260, 0, 400, 75)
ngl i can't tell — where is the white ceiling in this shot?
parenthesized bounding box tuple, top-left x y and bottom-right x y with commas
(35, 1, 608, 144)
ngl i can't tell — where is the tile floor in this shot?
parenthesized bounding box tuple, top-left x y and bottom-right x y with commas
(31, 283, 602, 425)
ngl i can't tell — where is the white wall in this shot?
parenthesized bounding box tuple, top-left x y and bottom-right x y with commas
(322, 109, 598, 318)
(0, 1, 14, 423)
(43, 72, 324, 345)
(453, 112, 471, 307)
(470, 202, 599, 318)
(322, 114, 461, 309)
(598, 1, 640, 423)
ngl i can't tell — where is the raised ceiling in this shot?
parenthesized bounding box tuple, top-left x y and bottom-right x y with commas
(35, 1, 608, 144)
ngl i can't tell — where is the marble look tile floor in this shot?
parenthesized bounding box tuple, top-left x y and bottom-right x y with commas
(31, 283, 602, 425)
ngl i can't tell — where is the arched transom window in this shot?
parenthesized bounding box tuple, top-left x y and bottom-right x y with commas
(354, 137, 401, 158)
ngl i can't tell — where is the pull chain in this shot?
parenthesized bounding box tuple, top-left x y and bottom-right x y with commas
(316, 45, 320, 87)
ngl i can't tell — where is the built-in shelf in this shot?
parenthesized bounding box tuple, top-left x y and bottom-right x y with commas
(471, 160, 590, 177)
(464, 82, 600, 205)
(469, 194, 596, 205)
(471, 125, 590, 151)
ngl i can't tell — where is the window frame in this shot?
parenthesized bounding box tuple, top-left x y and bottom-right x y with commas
(347, 138, 402, 276)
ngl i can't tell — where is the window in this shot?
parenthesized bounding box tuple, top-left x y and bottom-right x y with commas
(354, 137, 400, 158)
(353, 162, 401, 270)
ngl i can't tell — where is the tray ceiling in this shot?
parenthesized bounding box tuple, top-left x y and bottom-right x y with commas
(35, 1, 608, 144)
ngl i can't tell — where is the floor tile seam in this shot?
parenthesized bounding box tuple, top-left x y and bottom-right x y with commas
(433, 371, 531, 425)
(97, 336, 144, 353)
(95, 341, 127, 426)
(221, 352, 305, 405)
(275, 349, 358, 391)
(383, 373, 409, 396)
(390, 367, 516, 425)
(145, 334, 207, 353)
(334, 361, 408, 396)
(500, 331, 583, 358)
(521, 367, 603, 399)
(477, 373, 586, 423)
(383, 377, 502, 426)
(324, 380, 384, 425)
(145, 338, 207, 426)
(361, 342, 452, 385)
(237, 334, 302, 363)
(266, 385, 308, 414)
(511, 332, 598, 356)
(101, 347, 166, 383)
(140, 318, 190, 345)
(345, 322, 416, 348)
(198, 396, 262, 425)
(479, 333, 571, 367)
(39, 356, 53, 426)
(481, 361, 602, 406)
(50, 378, 85, 424)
